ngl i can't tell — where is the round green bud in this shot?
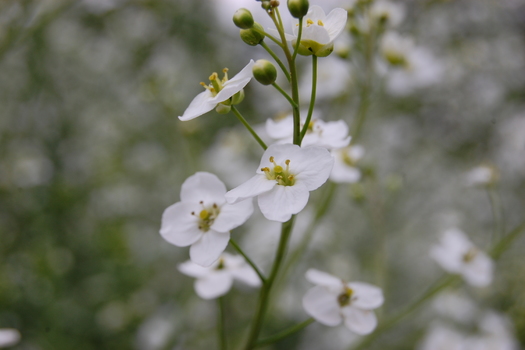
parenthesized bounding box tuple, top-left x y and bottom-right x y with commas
(240, 22, 265, 46)
(233, 8, 254, 29)
(287, 0, 309, 18)
(261, 1, 272, 10)
(252, 59, 277, 85)
(231, 89, 245, 105)
(216, 103, 231, 114)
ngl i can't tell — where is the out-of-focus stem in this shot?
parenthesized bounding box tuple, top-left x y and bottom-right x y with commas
(230, 238, 267, 284)
(230, 106, 267, 150)
(255, 318, 314, 347)
(300, 55, 318, 142)
(272, 82, 298, 108)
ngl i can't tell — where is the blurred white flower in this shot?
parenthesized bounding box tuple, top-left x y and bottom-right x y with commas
(160, 172, 253, 267)
(465, 165, 498, 187)
(302, 269, 384, 335)
(178, 253, 261, 299)
(178, 60, 254, 121)
(418, 323, 466, 350)
(369, 0, 405, 27)
(430, 228, 493, 287)
(330, 145, 365, 183)
(274, 5, 348, 57)
(266, 115, 351, 149)
(226, 143, 333, 222)
(0, 329, 20, 348)
(300, 55, 353, 100)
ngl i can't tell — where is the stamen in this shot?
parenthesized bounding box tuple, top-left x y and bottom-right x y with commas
(261, 167, 270, 172)
(269, 156, 275, 162)
(285, 159, 290, 165)
(288, 175, 294, 181)
(222, 68, 229, 83)
(317, 20, 324, 26)
(306, 18, 314, 27)
(209, 72, 219, 81)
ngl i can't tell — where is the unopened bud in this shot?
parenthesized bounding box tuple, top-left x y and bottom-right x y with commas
(261, 1, 272, 10)
(233, 8, 254, 29)
(240, 23, 265, 46)
(252, 59, 277, 85)
(287, 0, 309, 18)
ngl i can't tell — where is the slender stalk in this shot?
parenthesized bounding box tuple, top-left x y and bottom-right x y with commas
(255, 318, 315, 347)
(490, 221, 525, 260)
(260, 41, 291, 82)
(300, 55, 318, 142)
(218, 297, 227, 350)
(252, 27, 283, 48)
(272, 82, 298, 108)
(243, 216, 296, 350)
(486, 187, 502, 243)
(292, 18, 303, 61)
(230, 106, 267, 150)
(230, 238, 267, 284)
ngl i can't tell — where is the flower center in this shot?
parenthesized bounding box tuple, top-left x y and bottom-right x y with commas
(462, 248, 477, 263)
(192, 202, 220, 232)
(342, 149, 356, 166)
(215, 258, 225, 270)
(261, 156, 295, 186)
(304, 18, 324, 27)
(337, 286, 354, 307)
(200, 68, 229, 97)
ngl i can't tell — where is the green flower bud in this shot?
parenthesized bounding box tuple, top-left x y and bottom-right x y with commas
(216, 103, 231, 114)
(252, 59, 277, 85)
(231, 89, 245, 105)
(287, 0, 309, 18)
(261, 1, 272, 10)
(233, 8, 254, 29)
(240, 23, 265, 46)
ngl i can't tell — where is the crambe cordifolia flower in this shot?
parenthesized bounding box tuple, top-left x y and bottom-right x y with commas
(272, 6, 348, 57)
(225, 143, 333, 222)
(160, 172, 253, 267)
(178, 60, 254, 121)
(330, 145, 365, 183)
(0, 329, 21, 348)
(178, 253, 261, 299)
(302, 269, 384, 335)
(430, 228, 493, 287)
(266, 115, 350, 149)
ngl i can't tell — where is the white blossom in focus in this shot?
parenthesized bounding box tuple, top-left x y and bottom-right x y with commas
(430, 228, 493, 287)
(178, 253, 261, 299)
(225, 144, 334, 222)
(302, 269, 384, 335)
(330, 145, 365, 183)
(160, 172, 253, 267)
(0, 329, 21, 348)
(178, 60, 254, 121)
(266, 115, 351, 150)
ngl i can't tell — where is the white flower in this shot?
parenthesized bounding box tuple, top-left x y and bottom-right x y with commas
(178, 60, 254, 121)
(178, 253, 261, 299)
(302, 269, 384, 335)
(160, 172, 253, 267)
(266, 115, 350, 150)
(418, 323, 466, 350)
(225, 144, 333, 222)
(430, 228, 493, 287)
(330, 145, 365, 183)
(369, 0, 405, 27)
(465, 165, 498, 187)
(300, 55, 353, 100)
(0, 329, 21, 348)
(274, 6, 348, 57)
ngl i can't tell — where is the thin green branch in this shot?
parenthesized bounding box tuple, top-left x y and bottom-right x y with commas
(486, 187, 503, 243)
(300, 55, 318, 142)
(252, 27, 283, 47)
(230, 106, 267, 150)
(230, 238, 267, 284)
(260, 41, 291, 82)
(272, 82, 298, 108)
(490, 221, 525, 260)
(255, 318, 315, 347)
(243, 216, 296, 350)
(292, 18, 303, 61)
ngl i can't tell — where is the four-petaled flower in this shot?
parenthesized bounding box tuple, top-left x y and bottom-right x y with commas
(160, 172, 253, 267)
(430, 228, 493, 287)
(302, 269, 384, 335)
(330, 145, 365, 183)
(178, 253, 261, 299)
(225, 143, 333, 222)
(179, 60, 254, 121)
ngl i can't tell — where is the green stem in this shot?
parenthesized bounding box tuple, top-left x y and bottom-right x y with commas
(230, 106, 267, 150)
(252, 27, 283, 48)
(486, 187, 503, 243)
(255, 318, 315, 347)
(300, 55, 318, 142)
(218, 297, 227, 350)
(490, 221, 525, 260)
(230, 238, 267, 284)
(260, 41, 291, 82)
(272, 82, 298, 108)
(243, 216, 296, 350)
(292, 17, 303, 61)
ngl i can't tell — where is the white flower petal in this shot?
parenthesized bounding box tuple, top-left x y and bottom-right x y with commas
(194, 271, 233, 299)
(211, 198, 253, 232)
(325, 8, 348, 41)
(231, 265, 262, 287)
(430, 245, 463, 273)
(160, 202, 202, 247)
(0, 329, 21, 348)
(266, 116, 294, 139)
(180, 172, 227, 206)
(178, 89, 216, 121)
(347, 282, 384, 310)
(341, 307, 378, 335)
(257, 143, 302, 170)
(178, 260, 212, 278)
(257, 182, 310, 222)
(225, 175, 276, 204)
(462, 253, 493, 287)
(302, 25, 331, 46)
(306, 5, 327, 22)
(330, 160, 361, 183)
(268, 27, 295, 41)
(292, 146, 334, 190)
(212, 60, 254, 103)
(319, 120, 351, 149)
(305, 269, 343, 291)
(302, 286, 342, 326)
(189, 230, 230, 267)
